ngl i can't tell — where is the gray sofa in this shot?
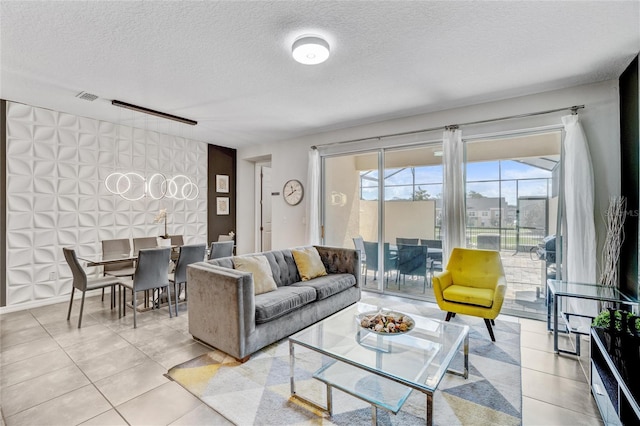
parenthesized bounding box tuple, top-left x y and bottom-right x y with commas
(187, 245, 361, 361)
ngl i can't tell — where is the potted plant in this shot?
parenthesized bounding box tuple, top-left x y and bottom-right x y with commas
(592, 308, 640, 390)
(592, 308, 640, 331)
(154, 208, 169, 239)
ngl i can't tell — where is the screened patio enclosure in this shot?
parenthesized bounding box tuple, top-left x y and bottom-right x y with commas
(322, 130, 562, 320)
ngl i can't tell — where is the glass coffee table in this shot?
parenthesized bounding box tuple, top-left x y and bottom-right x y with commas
(289, 303, 469, 425)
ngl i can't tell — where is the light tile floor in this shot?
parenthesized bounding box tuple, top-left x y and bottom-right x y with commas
(0, 291, 603, 425)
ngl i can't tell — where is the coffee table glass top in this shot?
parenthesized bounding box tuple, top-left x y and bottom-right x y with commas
(290, 303, 469, 394)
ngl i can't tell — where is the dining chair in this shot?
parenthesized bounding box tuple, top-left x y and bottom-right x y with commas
(218, 234, 234, 242)
(362, 241, 397, 286)
(396, 237, 419, 245)
(63, 248, 125, 328)
(396, 244, 429, 292)
(133, 236, 158, 254)
(101, 239, 135, 298)
(169, 244, 206, 315)
(132, 237, 161, 308)
(120, 247, 173, 328)
(352, 236, 367, 276)
(169, 235, 184, 261)
(209, 241, 234, 259)
(420, 239, 443, 249)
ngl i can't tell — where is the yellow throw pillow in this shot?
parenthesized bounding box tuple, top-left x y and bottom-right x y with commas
(233, 255, 278, 295)
(292, 247, 328, 281)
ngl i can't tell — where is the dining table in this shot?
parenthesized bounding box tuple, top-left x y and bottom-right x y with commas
(77, 245, 178, 267)
(77, 252, 137, 267)
(77, 246, 178, 311)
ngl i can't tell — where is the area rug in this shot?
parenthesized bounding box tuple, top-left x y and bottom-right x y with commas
(167, 299, 522, 425)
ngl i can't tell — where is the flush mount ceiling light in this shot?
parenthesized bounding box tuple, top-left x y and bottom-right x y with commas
(292, 35, 330, 65)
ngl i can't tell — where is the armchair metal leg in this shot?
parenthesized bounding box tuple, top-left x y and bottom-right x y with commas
(484, 319, 496, 342)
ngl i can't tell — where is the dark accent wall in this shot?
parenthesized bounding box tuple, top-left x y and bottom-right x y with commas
(208, 144, 237, 244)
(1, 100, 6, 307)
(620, 55, 639, 299)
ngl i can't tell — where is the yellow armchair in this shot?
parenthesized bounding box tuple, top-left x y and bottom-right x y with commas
(432, 247, 507, 341)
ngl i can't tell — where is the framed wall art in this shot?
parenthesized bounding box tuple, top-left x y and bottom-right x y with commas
(216, 175, 229, 193)
(216, 197, 230, 215)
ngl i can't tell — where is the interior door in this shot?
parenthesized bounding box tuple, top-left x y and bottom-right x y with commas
(261, 166, 272, 251)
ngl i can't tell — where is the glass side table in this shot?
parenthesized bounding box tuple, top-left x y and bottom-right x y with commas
(547, 280, 639, 356)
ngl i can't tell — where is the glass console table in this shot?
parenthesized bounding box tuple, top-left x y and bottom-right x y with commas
(547, 280, 638, 356)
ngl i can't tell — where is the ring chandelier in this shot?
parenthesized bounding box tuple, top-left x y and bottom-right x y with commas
(105, 172, 199, 201)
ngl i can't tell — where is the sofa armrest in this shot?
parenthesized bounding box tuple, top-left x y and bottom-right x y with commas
(315, 245, 360, 287)
(187, 262, 256, 358)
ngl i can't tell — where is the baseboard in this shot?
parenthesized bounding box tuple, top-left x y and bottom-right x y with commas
(0, 288, 115, 315)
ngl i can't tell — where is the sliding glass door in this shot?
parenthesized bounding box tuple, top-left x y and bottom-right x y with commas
(322, 144, 443, 295)
(383, 145, 443, 297)
(465, 131, 561, 318)
(321, 130, 561, 319)
(323, 151, 381, 291)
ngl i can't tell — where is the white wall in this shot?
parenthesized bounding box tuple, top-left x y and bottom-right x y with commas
(4, 102, 208, 308)
(236, 80, 621, 274)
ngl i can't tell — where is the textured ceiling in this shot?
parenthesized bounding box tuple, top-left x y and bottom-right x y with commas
(1, 1, 638, 148)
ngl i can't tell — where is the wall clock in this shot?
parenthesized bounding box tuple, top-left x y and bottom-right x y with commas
(283, 179, 304, 206)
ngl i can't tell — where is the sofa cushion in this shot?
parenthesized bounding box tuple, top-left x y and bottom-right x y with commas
(206, 257, 234, 269)
(233, 255, 278, 295)
(292, 247, 328, 281)
(443, 284, 494, 308)
(290, 273, 356, 301)
(262, 250, 300, 287)
(254, 285, 317, 324)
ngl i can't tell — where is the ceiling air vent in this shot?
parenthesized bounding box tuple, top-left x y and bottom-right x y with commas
(75, 91, 98, 101)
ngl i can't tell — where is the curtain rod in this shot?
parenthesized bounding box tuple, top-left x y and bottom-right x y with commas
(311, 104, 584, 150)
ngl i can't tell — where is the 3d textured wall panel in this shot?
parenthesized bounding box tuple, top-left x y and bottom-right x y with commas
(5, 101, 208, 306)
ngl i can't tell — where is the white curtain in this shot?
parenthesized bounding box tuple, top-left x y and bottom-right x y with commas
(442, 128, 466, 265)
(306, 148, 321, 245)
(562, 114, 596, 284)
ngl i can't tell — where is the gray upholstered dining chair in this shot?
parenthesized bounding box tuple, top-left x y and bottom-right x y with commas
(209, 241, 234, 259)
(120, 247, 173, 328)
(133, 236, 158, 254)
(169, 244, 206, 315)
(101, 238, 135, 306)
(132, 237, 161, 308)
(169, 235, 184, 261)
(63, 247, 125, 328)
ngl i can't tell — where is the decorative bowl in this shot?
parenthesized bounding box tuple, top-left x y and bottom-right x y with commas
(356, 310, 415, 335)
